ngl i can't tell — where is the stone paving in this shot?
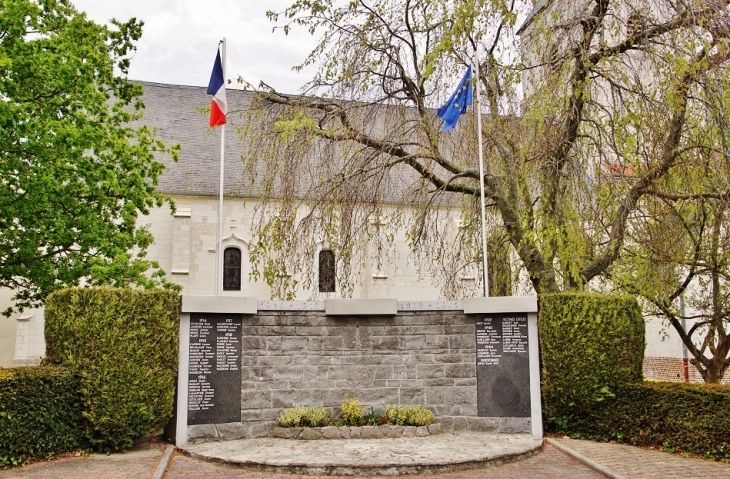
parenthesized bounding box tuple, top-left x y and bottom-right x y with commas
(3, 434, 730, 478)
(165, 444, 605, 479)
(0, 441, 166, 479)
(182, 433, 542, 475)
(551, 437, 730, 479)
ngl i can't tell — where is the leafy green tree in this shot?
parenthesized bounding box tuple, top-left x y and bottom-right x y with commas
(237, 0, 730, 380)
(239, 0, 728, 292)
(611, 71, 730, 382)
(0, 0, 180, 315)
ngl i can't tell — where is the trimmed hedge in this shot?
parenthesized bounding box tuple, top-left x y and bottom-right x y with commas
(44, 288, 180, 452)
(0, 367, 86, 469)
(539, 293, 645, 430)
(567, 381, 730, 461)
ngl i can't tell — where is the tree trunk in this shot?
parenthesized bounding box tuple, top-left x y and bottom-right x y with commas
(701, 360, 727, 384)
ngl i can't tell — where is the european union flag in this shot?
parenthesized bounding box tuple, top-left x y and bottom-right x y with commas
(437, 66, 473, 132)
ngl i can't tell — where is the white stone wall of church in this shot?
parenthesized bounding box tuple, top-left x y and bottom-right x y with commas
(0, 288, 17, 367)
(142, 195, 448, 301)
(644, 316, 684, 358)
(11, 307, 45, 366)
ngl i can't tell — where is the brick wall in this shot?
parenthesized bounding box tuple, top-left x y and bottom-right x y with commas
(187, 310, 532, 441)
(643, 356, 730, 384)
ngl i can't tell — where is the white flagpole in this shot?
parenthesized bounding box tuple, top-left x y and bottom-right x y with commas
(216, 38, 226, 296)
(474, 45, 490, 297)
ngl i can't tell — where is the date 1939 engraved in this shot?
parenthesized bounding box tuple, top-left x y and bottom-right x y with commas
(257, 301, 326, 311)
(397, 301, 463, 311)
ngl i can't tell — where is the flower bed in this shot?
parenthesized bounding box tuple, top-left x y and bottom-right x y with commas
(272, 423, 441, 440)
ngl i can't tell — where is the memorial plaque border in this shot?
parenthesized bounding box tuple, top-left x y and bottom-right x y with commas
(475, 313, 531, 418)
(187, 313, 242, 425)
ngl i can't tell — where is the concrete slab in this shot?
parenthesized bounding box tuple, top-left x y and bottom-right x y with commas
(181, 295, 257, 314)
(326, 298, 398, 316)
(181, 433, 542, 475)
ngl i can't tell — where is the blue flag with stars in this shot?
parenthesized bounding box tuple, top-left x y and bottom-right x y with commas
(437, 66, 473, 132)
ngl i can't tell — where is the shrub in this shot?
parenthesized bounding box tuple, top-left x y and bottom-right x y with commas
(566, 381, 730, 461)
(385, 405, 435, 426)
(363, 410, 388, 426)
(277, 406, 330, 427)
(539, 293, 644, 430)
(44, 287, 180, 452)
(341, 396, 364, 426)
(0, 367, 86, 469)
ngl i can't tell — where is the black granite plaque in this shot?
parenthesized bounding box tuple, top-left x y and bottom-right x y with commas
(188, 313, 242, 425)
(475, 313, 531, 417)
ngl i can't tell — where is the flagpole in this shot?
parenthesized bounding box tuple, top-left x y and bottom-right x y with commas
(216, 37, 226, 296)
(474, 45, 490, 297)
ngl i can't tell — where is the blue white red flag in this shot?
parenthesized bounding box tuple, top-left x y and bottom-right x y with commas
(207, 48, 227, 128)
(437, 66, 473, 132)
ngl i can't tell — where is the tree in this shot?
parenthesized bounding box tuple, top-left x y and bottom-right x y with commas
(0, 0, 180, 315)
(237, 0, 730, 379)
(611, 67, 730, 382)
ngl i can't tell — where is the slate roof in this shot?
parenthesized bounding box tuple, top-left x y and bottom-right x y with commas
(135, 81, 253, 197)
(135, 81, 473, 206)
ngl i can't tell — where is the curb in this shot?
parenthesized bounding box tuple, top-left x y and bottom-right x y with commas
(151, 444, 175, 479)
(546, 438, 628, 479)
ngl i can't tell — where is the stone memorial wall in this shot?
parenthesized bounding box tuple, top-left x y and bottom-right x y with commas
(178, 300, 538, 444)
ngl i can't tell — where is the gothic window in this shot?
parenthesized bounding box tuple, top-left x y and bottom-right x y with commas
(223, 247, 241, 291)
(545, 43, 562, 74)
(318, 249, 335, 293)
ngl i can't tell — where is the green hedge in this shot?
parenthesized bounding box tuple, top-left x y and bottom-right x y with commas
(44, 288, 180, 452)
(539, 293, 645, 430)
(0, 367, 86, 469)
(567, 381, 730, 461)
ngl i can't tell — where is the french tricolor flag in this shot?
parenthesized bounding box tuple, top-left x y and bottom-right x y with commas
(207, 48, 227, 128)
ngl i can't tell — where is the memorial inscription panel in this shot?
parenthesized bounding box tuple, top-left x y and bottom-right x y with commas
(188, 313, 242, 425)
(475, 313, 530, 417)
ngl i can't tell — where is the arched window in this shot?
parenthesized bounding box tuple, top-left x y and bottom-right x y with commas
(223, 247, 242, 291)
(318, 249, 335, 293)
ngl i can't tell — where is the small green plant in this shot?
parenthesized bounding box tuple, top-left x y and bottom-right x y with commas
(407, 407, 436, 426)
(385, 405, 435, 426)
(302, 406, 330, 427)
(277, 406, 330, 427)
(341, 396, 364, 426)
(363, 409, 388, 426)
(278, 406, 306, 427)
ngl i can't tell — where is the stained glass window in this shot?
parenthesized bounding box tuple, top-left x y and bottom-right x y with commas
(318, 249, 335, 292)
(223, 247, 241, 291)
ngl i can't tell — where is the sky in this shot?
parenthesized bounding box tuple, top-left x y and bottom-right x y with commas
(71, 0, 320, 94)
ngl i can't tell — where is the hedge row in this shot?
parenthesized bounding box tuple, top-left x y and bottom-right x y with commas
(0, 367, 86, 469)
(44, 288, 180, 452)
(565, 381, 730, 461)
(538, 293, 645, 429)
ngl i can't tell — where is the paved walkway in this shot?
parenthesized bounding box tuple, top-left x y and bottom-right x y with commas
(549, 437, 730, 479)
(166, 444, 604, 479)
(1, 434, 729, 479)
(0, 439, 167, 479)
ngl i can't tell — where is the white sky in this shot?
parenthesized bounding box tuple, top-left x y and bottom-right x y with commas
(71, 0, 319, 94)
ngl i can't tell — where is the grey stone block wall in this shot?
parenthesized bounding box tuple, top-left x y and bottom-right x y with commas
(188, 310, 531, 440)
(238, 311, 480, 437)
